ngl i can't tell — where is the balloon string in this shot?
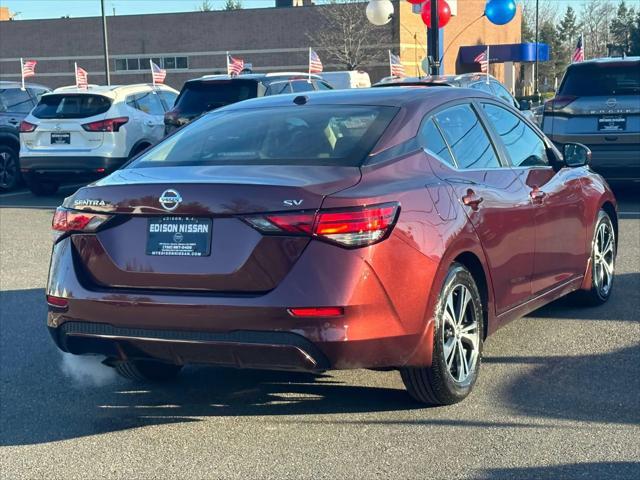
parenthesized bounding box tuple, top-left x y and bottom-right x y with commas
(439, 14, 486, 66)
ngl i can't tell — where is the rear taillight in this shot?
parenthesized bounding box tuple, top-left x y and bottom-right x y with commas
(544, 95, 577, 113)
(244, 202, 399, 248)
(19, 121, 37, 133)
(81, 117, 129, 132)
(46, 295, 69, 309)
(52, 207, 112, 239)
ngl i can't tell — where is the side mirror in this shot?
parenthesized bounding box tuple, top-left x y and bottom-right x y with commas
(563, 143, 592, 167)
(519, 99, 531, 111)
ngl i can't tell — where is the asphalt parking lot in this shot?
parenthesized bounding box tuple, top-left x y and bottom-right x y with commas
(1, 184, 639, 480)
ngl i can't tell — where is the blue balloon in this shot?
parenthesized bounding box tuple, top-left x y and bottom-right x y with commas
(485, 0, 517, 25)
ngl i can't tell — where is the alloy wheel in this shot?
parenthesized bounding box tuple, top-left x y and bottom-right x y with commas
(593, 220, 615, 297)
(0, 151, 17, 189)
(442, 284, 480, 383)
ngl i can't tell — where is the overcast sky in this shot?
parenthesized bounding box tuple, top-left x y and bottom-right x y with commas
(2, 0, 587, 21)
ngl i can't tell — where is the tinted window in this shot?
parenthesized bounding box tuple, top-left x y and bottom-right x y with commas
(434, 104, 500, 169)
(265, 82, 291, 96)
(29, 87, 49, 102)
(559, 63, 640, 96)
(32, 94, 112, 119)
(419, 118, 455, 166)
(164, 57, 176, 69)
(291, 81, 315, 93)
(469, 82, 493, 94)
(130, 105, 398, 168)
(127, 58, 139, 70)
(482, 103, 548, 167)
(131, 91, 165, 116)
(174, 80, 258, 115)
(158, 90, 178, 110)
(314, 81, 333, 91)
(0, 88, 34, 113)
(490, 81, 516, 106)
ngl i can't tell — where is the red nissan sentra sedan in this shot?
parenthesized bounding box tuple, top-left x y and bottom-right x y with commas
(46, 87, 617, 405)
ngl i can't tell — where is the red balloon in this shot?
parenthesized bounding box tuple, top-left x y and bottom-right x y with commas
(421, 0, 452, 28)
(406, 0, 425, 4)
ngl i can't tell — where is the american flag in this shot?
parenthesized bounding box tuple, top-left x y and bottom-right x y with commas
(150, 60, 166, 84)
(389, 51, 405, 77)
(572, 34, 584, 63)
(227, 54, 244, 76)
(75, 63, 88, 90)
(474, 49, 489, 73)
(22, 60, 37, 78)
(309, 48, 323, 74)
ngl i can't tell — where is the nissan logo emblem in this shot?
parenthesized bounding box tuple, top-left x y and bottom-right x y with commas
(606, 98, 617, 108)
(159, 189, 182, 211)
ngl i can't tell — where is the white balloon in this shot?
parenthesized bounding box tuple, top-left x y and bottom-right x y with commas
(366, 0, 394, 26)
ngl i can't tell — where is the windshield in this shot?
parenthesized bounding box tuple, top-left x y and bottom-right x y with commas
(174, 80, 258, 115)
(32, 94, 112, 119)
(559, 63, 640, 96)
(129, 105, 398, 168)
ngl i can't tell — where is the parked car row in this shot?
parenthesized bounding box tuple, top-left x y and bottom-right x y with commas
(4, 58, 638, 195)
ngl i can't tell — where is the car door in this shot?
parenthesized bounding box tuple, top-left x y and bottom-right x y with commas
(480, 101, 588, 294)
(129, 91, 165, 143)
(426, 102, 535, 314)
(0, 87, 34, 130)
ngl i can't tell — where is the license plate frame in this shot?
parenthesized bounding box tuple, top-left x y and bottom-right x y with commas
(50, 132, 71, 145)
(598, 115, 626, 132)
(146, 216, 212, 257)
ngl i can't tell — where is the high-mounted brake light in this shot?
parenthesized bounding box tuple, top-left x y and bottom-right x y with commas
(82, 117, 129, 132)
(243, 202, 399, 248)
(52, 207, 112, 239)
(19, 121, 37, 133)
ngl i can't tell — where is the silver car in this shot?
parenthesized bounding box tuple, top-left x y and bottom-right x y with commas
(543, 57, 640, 183)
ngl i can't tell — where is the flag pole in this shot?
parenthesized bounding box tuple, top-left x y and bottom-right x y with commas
(20, 58, 25, 91)
(582, 32, 585, 60)
(308, 47, 312, 83)
(150, 59, 157, 92)
(388, 50, 392, 77)
(74, 62, 78, 88)
(485, 45, 490, 84)
(226, 51, 230, 76)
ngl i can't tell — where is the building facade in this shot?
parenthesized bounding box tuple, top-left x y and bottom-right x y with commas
(0, 1, 520, 90)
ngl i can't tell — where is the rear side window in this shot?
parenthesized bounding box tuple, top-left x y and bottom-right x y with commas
(482, 103, 548, 167)
(0, 88, 34, 113)
(32, 94, 112, 119)
(419, 118, 455, 166)
(434, 104, 501, 169)
(559, 63, 640, 96)
(129, 105, 398, 168)
(127, 91, 165, 116)
(291, 81, 315, 93)
(490, 81, 516, 107)
(158, 90, 178, 110)
(174, 80, 258, 115)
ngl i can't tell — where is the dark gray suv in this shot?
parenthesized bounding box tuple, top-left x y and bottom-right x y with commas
(543, 57, 640, 183)
(0, 81, 50, 191)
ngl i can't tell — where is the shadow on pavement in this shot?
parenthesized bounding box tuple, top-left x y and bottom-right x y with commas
(1, 282, 638, 447)
(474, 462, 640, 480)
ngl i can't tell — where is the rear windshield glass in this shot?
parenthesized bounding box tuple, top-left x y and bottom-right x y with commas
(32, 94, 112, 119)
(174, 80, 258, 115)
(559, 63, 640, 96)
(128, 105, 398, 168)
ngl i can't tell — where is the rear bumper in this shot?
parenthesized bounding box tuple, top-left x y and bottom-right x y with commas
(46, 235, 436, 371)
(19, 155, 127, 177)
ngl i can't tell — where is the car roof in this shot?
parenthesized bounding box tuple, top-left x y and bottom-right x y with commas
(49, 83, 177, 97)
(0, 80, 50, 90)
(375, 73, 500, 88)
(219, 86, 483, 110)
(567, 56, 640, 67)
(190, 72, 323, 83)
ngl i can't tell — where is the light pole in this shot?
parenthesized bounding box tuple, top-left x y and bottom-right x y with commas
(427, 0, 440, 75)
(534, 0, 539, 99)
(101, 0, 111, 85)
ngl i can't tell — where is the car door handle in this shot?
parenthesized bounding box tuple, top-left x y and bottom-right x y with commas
(144, 120, 155, 126)
(530, 188, 546, 203)
(8, 118, 19, 125)
(462, 189, 483, 211)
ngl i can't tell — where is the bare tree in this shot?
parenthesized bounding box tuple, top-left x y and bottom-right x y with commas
(307, 0, 383, 71)
(580, 0, 614, 58)
(197, 0, 214, 12)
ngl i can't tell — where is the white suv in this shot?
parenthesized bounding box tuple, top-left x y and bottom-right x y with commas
(19, 83, 178, 195)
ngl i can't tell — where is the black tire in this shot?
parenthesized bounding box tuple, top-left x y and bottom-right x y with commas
(115, 360, 182, 382)
(0, 145, 20, 191)
(575, 210, 616, 306)
(128, 143, 151, 160)
(25, 177, 59, 196)
(400, 263, 484, 405)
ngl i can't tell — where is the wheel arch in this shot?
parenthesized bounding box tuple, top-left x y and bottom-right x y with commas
(0, 133, 20, 153)
(453, 251, 490, 340)
(601, 201, 618, 247)
(128, 139, 152, 159)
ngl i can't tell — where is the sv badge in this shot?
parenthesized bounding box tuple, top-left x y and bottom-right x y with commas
(283, 199, 303, 207)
